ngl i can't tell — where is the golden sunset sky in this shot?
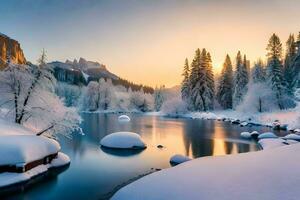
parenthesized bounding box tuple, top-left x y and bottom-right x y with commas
(1, 0, 300, 87)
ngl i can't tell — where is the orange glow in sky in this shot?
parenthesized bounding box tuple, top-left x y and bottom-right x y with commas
(3, 0, 300, 87)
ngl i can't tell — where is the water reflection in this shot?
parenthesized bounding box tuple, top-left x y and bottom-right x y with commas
(6, 113, 270, 200)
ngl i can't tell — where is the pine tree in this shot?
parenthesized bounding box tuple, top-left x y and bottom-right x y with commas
(217, 55, 233, 109)
(206, 52, 215, 110)
(233, 51, 249, 107)
(154, 85, 164, 111)
(266, 33, 287, 109)
(181, 58, 190, 101)
(252, 59, 266, 83)
(284, 34, 297, 94)
(291, 32, 300, 89)
(189, 49, 203, 111)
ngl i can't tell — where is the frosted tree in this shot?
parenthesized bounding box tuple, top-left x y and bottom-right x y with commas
(154, 85, 165, 111)
(291, 32, 300, 89)
(188, 49, 201, 111)
(181, 58, 190, 101)
(82, 81, 100, 111)
(206, 52, 215, 110)
(189, 48, 207, 111)
(233, 51, 249, 107)
(189, 48, 214, 111)
(217, 55, 233, 109)
(56, 82, 82, 107)
(266, 33, 292, 109)
(0, 50, 81, 137)
(252, 59, 266, 83)
(284, 34, 297, 94)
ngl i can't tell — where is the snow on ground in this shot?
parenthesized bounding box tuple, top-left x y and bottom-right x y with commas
(0, 135, 60, 165)
(258, 138, 287, 150)
(170, 154, 192, 165)
(0, 152, 70, 188)
(0, 119, 34, 136)
(100, 132, 146, 149)
(176, 106, 300, 131)
(112, 143, 300, 200)
(283, 134, 300, 140)
(118, 115, 131, 122)
(0, 119, 70, 188)
(257, 132, 278, 139)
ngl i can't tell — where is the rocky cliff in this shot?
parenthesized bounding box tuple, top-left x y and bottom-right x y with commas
(0, 33, 26, 69)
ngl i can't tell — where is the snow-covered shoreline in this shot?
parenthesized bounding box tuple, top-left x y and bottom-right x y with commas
(161, 108, 300, 131)
(112, 143, 300, 200)
(0, 120, 70, 189)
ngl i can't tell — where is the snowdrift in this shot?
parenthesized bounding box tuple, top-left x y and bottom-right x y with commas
(112, 143, 300, 200)
(100, 132, 146, 149)
(170, 154, 192, 165)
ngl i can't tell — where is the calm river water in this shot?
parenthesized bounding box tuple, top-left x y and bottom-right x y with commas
(3, 113, 283, 200)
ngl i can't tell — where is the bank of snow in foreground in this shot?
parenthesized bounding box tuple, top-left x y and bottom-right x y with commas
(0, 121, 70, 188)
(112, 143, 300, 200)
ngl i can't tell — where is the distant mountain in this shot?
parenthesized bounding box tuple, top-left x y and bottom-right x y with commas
(0, 33, 26, 68)
(49, 58, 118, 84)
(49, 58, 154, 93)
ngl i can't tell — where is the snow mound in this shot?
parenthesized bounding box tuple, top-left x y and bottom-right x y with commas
(118, 115, 131, 122)
(257, 132, 278, 139)
(240, 122, 248, 126)
(50, 152, 70, 168)
(250, 131, 259, 136)
(258, 138, 287, 150)
(293, 129, 300, 133)
(100, 132, 146, 149)
(283, 134, 300, 141)
(0, 135, 60, 166)
(0, 152, 70, 188)
(170, 154, 192, 165)
(112, 143, 300, 200)
(0, 119, 34, 136)
(240, 132, 251, 139)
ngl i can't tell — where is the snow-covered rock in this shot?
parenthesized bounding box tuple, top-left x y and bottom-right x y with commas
(0, 135, 60, 166)
(257, 132, 278, 139)
(50, 152, 71, 168)
(118, 115, 131, 122)
(293, 129, 300, 133)
(250, 131, 259, 136)
(0, 152, 70, 188)
(170, 154, 192, 165)
(240, 132, 251, 139)
(100, 132, 146, 149)
(112, 143, 300, 200)
(0, 119, 34, 136)
(258, 138, 287, 150)
(240, 122, 248, 127)
(283, 134, 300, 141)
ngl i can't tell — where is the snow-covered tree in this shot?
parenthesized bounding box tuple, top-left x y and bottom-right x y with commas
(284, 34, 297, 94)
(189, 48, 215, 111)
(0, 50, 81, 137)
(252, 59, 266, 83)
(181, 58, 190, 101)
(237, 82, 277, 113)
(266, 33, 294, 109)
(81, 81, 100, 111)
(233, 51, 249, 107)
(217, 55, 233, 109)
(56, 82, 82, 107)
(188, 49, 201, 111)
(292, 32, 300, 88)
(154, 85, 165, 111)
(206, 52, 215, 110)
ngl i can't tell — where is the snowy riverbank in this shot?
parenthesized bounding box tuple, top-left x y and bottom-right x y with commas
(112, 142, 300, 200)
(0, 120, 70, 189)
(162, 107, 300, 131)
